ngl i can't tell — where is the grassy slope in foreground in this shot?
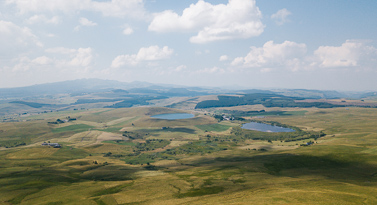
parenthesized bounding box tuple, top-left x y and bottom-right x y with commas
(0, 107, 377, 204)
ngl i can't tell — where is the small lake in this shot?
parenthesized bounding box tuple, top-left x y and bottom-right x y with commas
(242, 122, 295, 133)
(151, 113, 195, 120)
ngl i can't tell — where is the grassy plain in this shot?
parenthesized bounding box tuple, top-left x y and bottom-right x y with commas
(0, 106, 377, 204)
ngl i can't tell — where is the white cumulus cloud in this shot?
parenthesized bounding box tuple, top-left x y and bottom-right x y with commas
(231, 40, 307, 70)
(313, 40, 377, 68)
(26, 15, 60, 24)
(123, 26, 134, 35)
(44, 47, 94, 67)
(111, 46, 174, 68)
(0, 20, 42, 56)
(6, 0, 146, 19)
(148, 0, 264, 43)
(10, 47, 94, 74)
(79, 17, 97, 26)
(31, 56, 52, 65)
(219, 55, 229, 61)
(271, 8, 291, 25)
(75, 17, 97, 31)
(232, 39, 377, 71)
(69, 48, 93, 67)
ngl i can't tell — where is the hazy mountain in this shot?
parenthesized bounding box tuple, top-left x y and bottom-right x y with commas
(0, 79, 152, 99)
(270, 89, 346, 99)
(0, 78, 374, 100)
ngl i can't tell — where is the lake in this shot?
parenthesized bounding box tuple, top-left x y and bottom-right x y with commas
(151, 113, 195, 120)
(242, 122, 295, 132)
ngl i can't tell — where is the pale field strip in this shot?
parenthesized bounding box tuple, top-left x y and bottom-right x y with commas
(168, 140, 189, 147)
(96, 131, 127, 143)
(106, 116, 135, 126)
(149, 96, 193, 107)
(238, 144, 299, 151)
(194, 95, 219, 102)
(5, 147, 58, 159)
(49, 130, 127, 147)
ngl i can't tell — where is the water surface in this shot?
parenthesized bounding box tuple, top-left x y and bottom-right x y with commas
(242, 122, 295, 132)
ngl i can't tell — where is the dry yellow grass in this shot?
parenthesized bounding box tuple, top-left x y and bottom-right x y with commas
(238, 144, 299, 151)
(168, 141, 189, 147)
(96, 132, 126, 143)
(5, 147, 58, 159)
(3, 107, 377, 204)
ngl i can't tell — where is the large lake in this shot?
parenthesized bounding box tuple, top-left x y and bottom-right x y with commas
(151, 113, 195, 120)
(242, 122, 295, 133)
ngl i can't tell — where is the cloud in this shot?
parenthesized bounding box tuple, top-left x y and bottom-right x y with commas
(79, 17, 97, 26)
(31, 56, 52, 65)
(196, 66, 225, 74)
(0, 20, 42, 56)
(175, 65, 186, 71)
(260, 68, 272, 73)
(231, 57, 244, 66)
(111, 45, 174, 68)
(271, 8, 291, 25)
(74, 17, 97, 31)
(26, 15, 60, 24)
(232, 39, 377, 71)
(91, 0, 146, 18)
(8, 46, 94, 75)
(219, 55, 229, 61)
(46, 33, 55, 37)
(313, 40, 377, 68)
(231, 40, 307, 70)
(69, 47, 93, 67)
(148, 0, 264, 43)
(46, 47, 76, 54)
(6, 0, 146, 19)
(44, 47, 94, 67)
(123, 26, 134, 35)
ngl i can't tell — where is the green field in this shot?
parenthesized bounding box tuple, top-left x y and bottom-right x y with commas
(52, 124, 95, 133)
(1, 106, 377, 204)
(103, 140, 136, 146)
(195, 123, 232, 132)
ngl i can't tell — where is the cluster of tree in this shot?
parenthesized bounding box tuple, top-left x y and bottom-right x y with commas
(213, 114, 224, 121)
(103, 152, 112, 157)
(197, 134, 245, 145)
(134, 139, 170, 152)
(195, 93, 344, 109)
(124, 152, 170, 165)
(0, 140, 27, 148)
(122, 131, 144, 140)
(163, 141, 227, 156)
(221, 110, 292, 118)
(48, 117, 76, 124)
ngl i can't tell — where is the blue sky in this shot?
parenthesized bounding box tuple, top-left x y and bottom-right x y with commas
(1, 0, 377, 91)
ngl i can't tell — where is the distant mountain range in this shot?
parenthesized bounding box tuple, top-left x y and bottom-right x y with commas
(0, 78, 372, 100)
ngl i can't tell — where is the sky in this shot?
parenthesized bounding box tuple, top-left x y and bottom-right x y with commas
(1, 0, 377, 91)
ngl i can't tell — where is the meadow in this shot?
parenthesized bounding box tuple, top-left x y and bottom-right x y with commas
(0, 106, 377, 204)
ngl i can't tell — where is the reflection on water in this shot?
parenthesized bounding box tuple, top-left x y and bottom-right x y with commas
(242, 122, 295, 132)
